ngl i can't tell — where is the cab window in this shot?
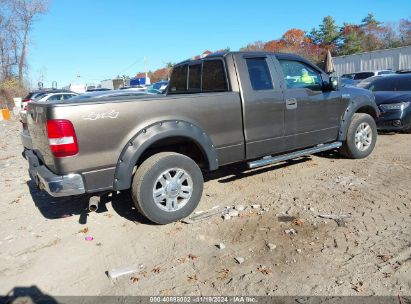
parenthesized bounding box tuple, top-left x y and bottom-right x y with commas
(169, 60, 228, 94)
(188, 64, 201, 91)
(169, 64, 188, 93)
(279, 60, 322, 91)
(246, 58, 273, 90)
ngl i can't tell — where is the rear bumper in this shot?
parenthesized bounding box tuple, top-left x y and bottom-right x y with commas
(25, 150, 85, 197)
(20, 129, 33, 150)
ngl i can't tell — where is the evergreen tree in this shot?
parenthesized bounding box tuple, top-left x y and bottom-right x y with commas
(308, 16, 340, 54)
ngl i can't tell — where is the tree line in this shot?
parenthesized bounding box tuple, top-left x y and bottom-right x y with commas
(144, 14, 411, 81)
(0, 0, 48, 105)
(240, 14, 411, 64)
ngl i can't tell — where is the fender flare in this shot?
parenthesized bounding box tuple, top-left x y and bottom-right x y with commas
(338, 95, 379, 141)
(113, 120, 218, 190)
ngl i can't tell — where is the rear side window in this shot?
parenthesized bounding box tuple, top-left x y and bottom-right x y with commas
(188, 64, 201, 91)
(169, 60, 228, 94)
(246, 58, 273, 90)
(202, 60, 228, 92)
(169, 64, 188, 93)
(48, 94, 63, 101)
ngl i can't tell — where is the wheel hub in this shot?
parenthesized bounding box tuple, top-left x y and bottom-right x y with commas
(166, 182, 181, 197)
(152, 168, 193, 212)
(355, 122, 372, 151)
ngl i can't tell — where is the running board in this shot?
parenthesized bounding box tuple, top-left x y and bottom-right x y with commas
(247, 142, 342, 169)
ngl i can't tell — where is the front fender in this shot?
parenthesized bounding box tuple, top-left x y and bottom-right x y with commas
(113, 120, 218, 190)
(338, 88, 379, 141)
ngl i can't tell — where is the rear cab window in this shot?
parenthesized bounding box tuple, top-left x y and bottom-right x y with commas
(168, 59, 228, 94)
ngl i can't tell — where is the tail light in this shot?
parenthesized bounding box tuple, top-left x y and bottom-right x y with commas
(46, 119, 79, 157)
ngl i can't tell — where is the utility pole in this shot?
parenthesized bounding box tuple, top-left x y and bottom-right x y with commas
(144, 56, 148, 80)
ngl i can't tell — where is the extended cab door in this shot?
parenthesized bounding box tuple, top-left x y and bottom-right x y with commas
(233, 54, 285, 159)
(272, 56, 344, 150)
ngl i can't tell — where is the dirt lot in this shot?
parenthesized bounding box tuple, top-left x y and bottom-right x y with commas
(0, 118, 410, 297)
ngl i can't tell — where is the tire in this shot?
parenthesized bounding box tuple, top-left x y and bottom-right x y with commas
(131, 152, 203, 224)
(340, 113, 377, 159)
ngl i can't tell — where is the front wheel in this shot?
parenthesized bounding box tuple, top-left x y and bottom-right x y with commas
(340, 113, 377, 159)
(131, 152, 203, 224)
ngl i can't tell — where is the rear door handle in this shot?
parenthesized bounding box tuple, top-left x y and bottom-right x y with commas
(286, 98, 297, 110)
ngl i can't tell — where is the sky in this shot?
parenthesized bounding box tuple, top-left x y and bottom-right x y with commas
(28, 0, 411, 88)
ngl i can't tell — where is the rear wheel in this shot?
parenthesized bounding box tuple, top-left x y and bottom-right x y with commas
(131, 152, 203, 224)
(340, 113, 377, 159)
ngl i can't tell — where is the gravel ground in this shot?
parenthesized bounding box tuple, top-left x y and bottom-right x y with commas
(0, 118, 410, 297)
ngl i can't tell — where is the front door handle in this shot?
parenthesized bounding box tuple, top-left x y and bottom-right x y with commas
(286, 98, 297, 110)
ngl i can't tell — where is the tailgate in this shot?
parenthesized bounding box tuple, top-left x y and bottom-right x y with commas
(26, 103, 56, 172)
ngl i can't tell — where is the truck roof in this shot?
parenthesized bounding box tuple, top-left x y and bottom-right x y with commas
(175, 51, 324, 73)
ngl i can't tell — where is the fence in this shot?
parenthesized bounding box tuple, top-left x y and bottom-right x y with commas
(332, 45, 411, 76)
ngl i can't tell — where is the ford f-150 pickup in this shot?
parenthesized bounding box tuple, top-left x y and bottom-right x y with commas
(23, 52, 380, 224)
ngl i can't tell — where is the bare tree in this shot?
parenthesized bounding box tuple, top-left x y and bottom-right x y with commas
(12, 0, 48, 84)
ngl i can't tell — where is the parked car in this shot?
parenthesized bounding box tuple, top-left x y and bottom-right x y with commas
(36, 92, 79, 102)
(21, 89, 74, 110)
(363, 74, 411, 132)
(146, 80, 169, 94)
(23, 51, 379, 224)
(70, 90, 153, 100)
(342, 70, 394, 83)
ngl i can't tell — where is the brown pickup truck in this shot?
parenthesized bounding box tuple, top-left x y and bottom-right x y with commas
(23, 52, 379, 224)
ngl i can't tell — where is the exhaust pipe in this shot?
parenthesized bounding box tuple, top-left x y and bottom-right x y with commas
(88, 196, 100, 212)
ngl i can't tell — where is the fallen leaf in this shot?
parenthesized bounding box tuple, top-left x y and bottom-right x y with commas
(292, 218, 304, 226)
(257, 267, 272, 275)
(377, 254, 392, 262)
(178, 257, 186, 264)
(217, 269, 230, 280)
(130, 276, 139, 283)
(352, 282, 365, 293)
(79, 227, 89, 234)
(152, 266, 161, 274)
(188, 274, 198, 282)
(188, 254, 198, 260)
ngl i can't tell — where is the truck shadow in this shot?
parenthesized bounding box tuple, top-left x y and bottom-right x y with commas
(26, 148, 344, 225)
(27, 180, 153, 225)
(207, 148, 348, 183)
(1, 285, 58, 304)
(206, 157, 310, 183)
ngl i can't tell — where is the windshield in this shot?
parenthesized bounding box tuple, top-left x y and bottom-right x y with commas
(365, 76, 411, 91)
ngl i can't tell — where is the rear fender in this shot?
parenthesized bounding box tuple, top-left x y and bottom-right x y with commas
(113, 120, 218, 190)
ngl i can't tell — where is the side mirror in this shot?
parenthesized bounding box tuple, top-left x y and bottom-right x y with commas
(322, 74, 339, 92)
(330, 77, 339, 91)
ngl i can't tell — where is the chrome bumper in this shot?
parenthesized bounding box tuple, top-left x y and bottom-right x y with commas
(25, 150, 85, 197)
